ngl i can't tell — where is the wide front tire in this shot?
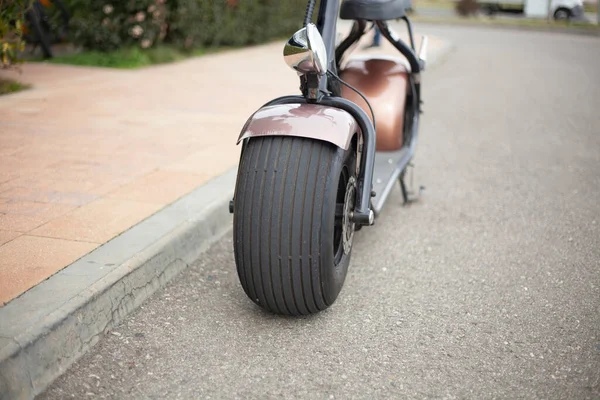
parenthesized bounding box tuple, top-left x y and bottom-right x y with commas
(233, 136, 357, 316)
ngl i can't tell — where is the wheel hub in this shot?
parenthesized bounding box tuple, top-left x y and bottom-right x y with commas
(342, 176, 356, 255)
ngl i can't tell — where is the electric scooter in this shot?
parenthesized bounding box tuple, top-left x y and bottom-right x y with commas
(229, 0, 428, 316)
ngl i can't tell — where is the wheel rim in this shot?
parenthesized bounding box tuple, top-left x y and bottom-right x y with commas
(334, 166, 356, 265)
(555, 10, 568, 19)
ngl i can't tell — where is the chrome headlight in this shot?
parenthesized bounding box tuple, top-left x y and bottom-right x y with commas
(283, 23, 328, 76)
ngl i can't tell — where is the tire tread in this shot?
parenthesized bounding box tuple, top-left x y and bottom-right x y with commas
(234, 136, 353, 315)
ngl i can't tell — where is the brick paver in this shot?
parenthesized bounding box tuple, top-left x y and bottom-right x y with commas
(0, 23, 443, 305)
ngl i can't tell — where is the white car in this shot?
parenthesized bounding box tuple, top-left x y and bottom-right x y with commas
(478, 0, 585, 20)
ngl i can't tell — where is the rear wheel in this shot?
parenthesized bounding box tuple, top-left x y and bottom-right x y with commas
(554, 8, 571, 20)
(233, 136, 358, 316)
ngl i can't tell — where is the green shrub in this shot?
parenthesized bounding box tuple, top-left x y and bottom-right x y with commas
(165, 0, 312, 49)
(0, 0, 31, 68)
(66, 0, 169, 52)
(66, 0, 312, 52)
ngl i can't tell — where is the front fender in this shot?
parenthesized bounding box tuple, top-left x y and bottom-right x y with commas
(237, 103, 360, 150)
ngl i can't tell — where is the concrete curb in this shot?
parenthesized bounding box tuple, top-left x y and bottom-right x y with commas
(0, 38, 456, 400)
(0, 168, 238, 400)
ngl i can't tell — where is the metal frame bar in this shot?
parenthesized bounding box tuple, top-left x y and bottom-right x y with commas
(401, 16, 416, 50)
(374, 20, 421, 74)
(309, 0, 342, 95)
(334, 19, 367, 71)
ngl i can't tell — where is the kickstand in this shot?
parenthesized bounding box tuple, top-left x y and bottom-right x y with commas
(399, 163, 425, 205)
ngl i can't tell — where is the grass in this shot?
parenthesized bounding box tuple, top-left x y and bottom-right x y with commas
(583, 2, 598, 13)
(414, 0, 455, 9)
(43, 45, 228, 69)
(37, 36, 293, 69)
(0, 78, 31, 96)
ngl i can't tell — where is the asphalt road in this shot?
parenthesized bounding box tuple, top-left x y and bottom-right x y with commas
(40, 25, 600, 400)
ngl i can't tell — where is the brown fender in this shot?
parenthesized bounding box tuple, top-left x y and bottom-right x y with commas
(236, 103, 360, 150)
(340, 56, 410, 152)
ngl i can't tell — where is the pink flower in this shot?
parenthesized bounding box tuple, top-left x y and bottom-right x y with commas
(130, 25, 144, 38)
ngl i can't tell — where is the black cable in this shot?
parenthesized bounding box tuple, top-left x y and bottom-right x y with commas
(327, 71, 376, 130)
(304, 0, 317, 27)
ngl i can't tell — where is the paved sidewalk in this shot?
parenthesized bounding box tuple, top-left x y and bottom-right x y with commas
(0, 43, 295, 305)
(0, 23, 445, 307)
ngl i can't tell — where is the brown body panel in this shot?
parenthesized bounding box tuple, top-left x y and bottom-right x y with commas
(340, 56, 409, 151)
(237, 103, 359, 150)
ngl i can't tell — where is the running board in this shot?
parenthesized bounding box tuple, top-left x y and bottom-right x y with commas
(371, 147, 412, 216)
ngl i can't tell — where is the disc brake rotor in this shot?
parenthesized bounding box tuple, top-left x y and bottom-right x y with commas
(342, 176, 356, 255)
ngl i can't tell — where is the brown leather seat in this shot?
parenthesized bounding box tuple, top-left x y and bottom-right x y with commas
(340, 57, 410, 151)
